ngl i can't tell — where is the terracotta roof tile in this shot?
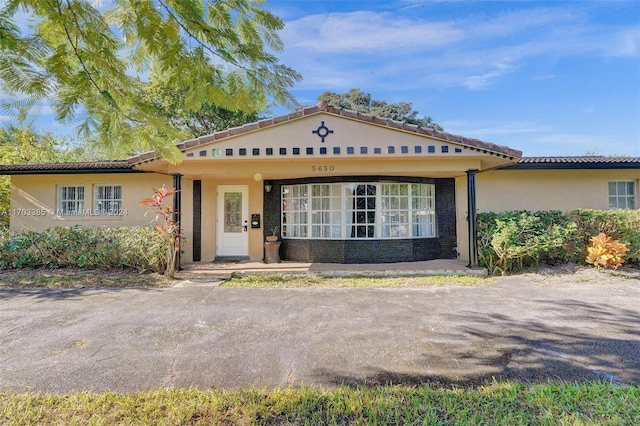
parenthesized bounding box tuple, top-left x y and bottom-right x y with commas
(0, 161, 136, 174)
(519, 156, 640, 164)
(506, 156, 640, 169)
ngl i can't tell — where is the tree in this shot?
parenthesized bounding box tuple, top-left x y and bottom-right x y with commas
(0, 126, 87, 228)
(143, 74, 264, 139)
(318, 88, 443, 131)
(0, 0, 301, 162)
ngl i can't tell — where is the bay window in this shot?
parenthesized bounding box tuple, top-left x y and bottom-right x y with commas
(282, 182, 435, 239)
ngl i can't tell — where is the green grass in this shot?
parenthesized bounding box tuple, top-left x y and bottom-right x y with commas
(222, 274, 489, 288)
(1, 382, 637, 425)
(0, 268, 173, 289)
(0, 269, 488, 290)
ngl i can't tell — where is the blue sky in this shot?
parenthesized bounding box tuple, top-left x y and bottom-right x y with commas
(3, 0, 639, 157)
(267, 0, 640, 157)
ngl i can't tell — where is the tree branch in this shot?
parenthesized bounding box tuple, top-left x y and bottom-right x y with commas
(155, 0, 252, 74)
(55, 0, 106, 98)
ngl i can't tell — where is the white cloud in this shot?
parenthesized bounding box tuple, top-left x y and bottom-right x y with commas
(279, 4, 639, 92)
(608, 26, 640, 57)
(283, 11, 464, 53)
(462, 61, 517, 90)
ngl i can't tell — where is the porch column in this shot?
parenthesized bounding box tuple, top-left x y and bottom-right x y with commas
(466, 169, 479, 268)
(171, 173, 182, 270)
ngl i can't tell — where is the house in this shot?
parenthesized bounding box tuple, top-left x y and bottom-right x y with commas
(1, 102, 638, 267)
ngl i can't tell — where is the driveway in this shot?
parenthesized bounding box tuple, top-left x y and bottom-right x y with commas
(1, 269, 639, 393)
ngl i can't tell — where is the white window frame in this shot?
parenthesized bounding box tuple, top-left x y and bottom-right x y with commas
(94, 184, 123, 215)
(608, 181, 637, 210)
(57, 185, 85, 215)
(282, 182, 436, 239)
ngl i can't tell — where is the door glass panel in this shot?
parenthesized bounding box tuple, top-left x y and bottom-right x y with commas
(224, 192, 243, 233)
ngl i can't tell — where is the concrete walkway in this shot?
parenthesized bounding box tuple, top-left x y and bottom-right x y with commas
(181, 259, 487, 279)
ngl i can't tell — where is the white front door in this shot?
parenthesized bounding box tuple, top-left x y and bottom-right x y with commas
(216, 185, 249, 257)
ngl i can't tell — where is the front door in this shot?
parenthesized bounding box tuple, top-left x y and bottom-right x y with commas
(216, 185, 249, 257)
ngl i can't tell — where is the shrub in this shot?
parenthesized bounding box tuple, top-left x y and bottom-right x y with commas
(477, 211, 578, 275)
(477, 209, 639, 274)
(585, 232, 629, 270)
(0, 225, 168, 273)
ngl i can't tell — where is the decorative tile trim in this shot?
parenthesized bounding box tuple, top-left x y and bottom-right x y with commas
(128, 101, 522, 165)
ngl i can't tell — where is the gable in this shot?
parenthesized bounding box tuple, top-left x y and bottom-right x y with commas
(129, 102, 522, 174)
(179, 112, 498, 161)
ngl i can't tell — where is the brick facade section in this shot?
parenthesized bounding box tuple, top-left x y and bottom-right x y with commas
(263, 176, 457, 263)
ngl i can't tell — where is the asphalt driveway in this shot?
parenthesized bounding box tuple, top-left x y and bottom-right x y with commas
(1, 270, 639, 393)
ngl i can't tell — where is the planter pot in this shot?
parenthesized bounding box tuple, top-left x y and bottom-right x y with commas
(265, 235, 279, 242)
(264, 241, 281, 263)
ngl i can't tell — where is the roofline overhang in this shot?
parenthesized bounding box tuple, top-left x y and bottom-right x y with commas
(0, 168, 141, 175)
(0, 162, 140, 175)
(504, 164, 640, 170)
(503, 160, 640, 170)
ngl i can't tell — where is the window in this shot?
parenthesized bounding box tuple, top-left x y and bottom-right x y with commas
(311, 184, 342, 238)
(347, 184, 377, 238)
(282, 185, 308, 237)
(94, 185, 122, 215)
(609, 181, 637, 209)
(282, 182, 436, 239)
(57, 186, 85, 215)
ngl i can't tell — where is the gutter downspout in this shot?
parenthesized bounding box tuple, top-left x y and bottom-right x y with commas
(466, 169, 479, 268)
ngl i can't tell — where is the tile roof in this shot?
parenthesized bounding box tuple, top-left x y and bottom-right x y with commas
(2, 156, 637, 174)
(128, 101, 523, 165)
(0, 161, 136, 174)
(508, 156, 640, 169)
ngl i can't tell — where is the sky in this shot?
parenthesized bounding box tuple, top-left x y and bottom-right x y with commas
(3, 0, 640, 157)
(266, 0, 640, 157)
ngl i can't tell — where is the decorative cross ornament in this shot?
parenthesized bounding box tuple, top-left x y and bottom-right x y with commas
(312, 121, 334, 142)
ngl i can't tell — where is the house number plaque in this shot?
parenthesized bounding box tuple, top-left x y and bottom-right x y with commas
(311, 165, 335, 172)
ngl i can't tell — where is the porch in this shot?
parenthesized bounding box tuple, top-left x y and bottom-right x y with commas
(180, 258, 487, 280)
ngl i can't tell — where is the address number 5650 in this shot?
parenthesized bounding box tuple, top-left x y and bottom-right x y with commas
(311, 165, 335, 172)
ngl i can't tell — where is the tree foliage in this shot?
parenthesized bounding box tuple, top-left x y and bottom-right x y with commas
(0, 126, 99, 229)
(143, 75, 263, 139)
(318, 88, 443, 131)
(0, 0, 301, 162)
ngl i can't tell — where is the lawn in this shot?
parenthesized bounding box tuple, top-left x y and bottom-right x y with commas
(1, 381, 637, 425)
(222, 273, 489, 288)
(0, 268, 174, 289)
(0, 268, 490, 289)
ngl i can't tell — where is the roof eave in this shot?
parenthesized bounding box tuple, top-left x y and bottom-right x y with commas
(504, 163, 640, 170)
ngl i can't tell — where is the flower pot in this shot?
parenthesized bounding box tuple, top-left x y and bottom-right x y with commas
(265, 235, 278, 242)
(264, 241, 281, 263)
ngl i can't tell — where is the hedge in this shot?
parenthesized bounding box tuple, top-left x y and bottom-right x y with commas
(0, 225, 168, 273)
(477, 209, 640, 274)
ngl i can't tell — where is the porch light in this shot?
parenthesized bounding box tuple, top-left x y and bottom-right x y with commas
(264, 184, 272, 193)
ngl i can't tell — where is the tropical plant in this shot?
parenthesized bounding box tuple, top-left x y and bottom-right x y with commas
(585, 232, 629, 270)
(139, 185, 180, 278)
